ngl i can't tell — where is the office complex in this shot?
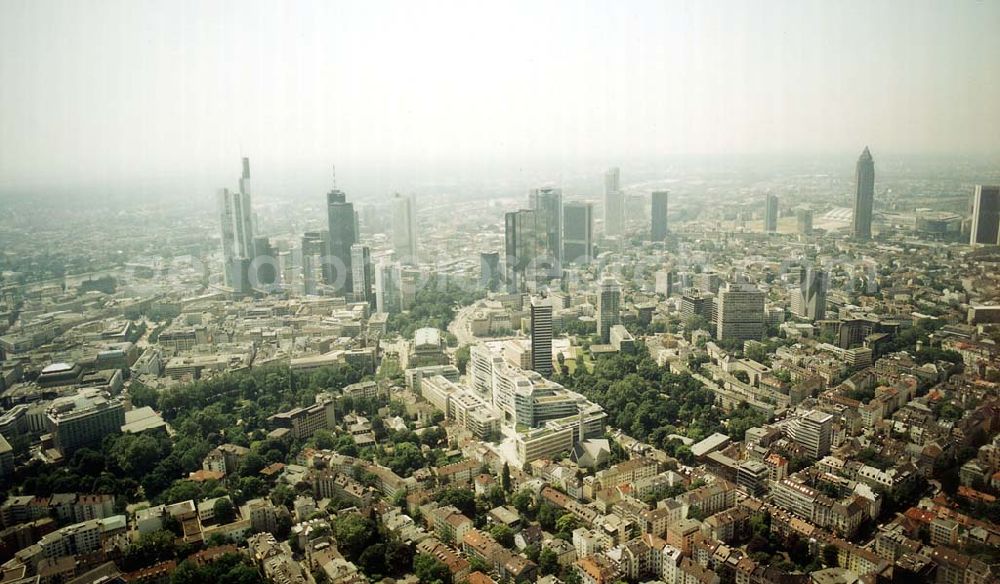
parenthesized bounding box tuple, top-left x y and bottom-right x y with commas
(597, 276, 622, 343)
(326, 188, 357, 294)
(46, 389, 125, 454)
(530, 301, 553, 377)
(392, 193, 419, 263)
(790, 410, 833, 459)
(350, 244, 374, 306)
(651, 190, 669, 241)
(604, 167, 624, 236)
(563, 202, 594, 265)
(301, 231, 328, 296)
(374, 259, 401, 314)
(716, 282, 765, 342)
(852, 147, 875, 240)
(969, 185, 1000, 245)
(765, 193, 778, 233)
(504, 209, 539, 293)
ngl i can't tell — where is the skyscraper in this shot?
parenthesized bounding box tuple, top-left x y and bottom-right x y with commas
(596, 275, 621, 343)
(791, 268, 827, 321)
(326, 188, 357, 294)
(530, 300, 553, 377)
(764, 193, 778, 233)
(504, 209, 539, 293)
(969, 185, 1000, 246)
(351, 244, 374, 306)
(796, 209, 813, 235)
(852, 147, 875, 240)
(218, 157, 255, 290)
(374, 259, 401, 314)
(651, 191, 669, 241)
(604, 167, 624, 236)
(563, 202, 593, 265)
(716, 282, 765, 342)
(392, 193, 418, 264)
(301, 231, 327, 296)
(529, 187, 563, 272)
(480, 252, 501, 292)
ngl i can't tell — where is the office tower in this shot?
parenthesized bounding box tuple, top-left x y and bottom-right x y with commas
(764, 193, 778, 233)
(530, 301, 553, 377)
(791, 268, 827, 321)
(252, 236, 277, 287)
(351, 244, 374, 306)
(969, 185, 1000, 245)
(655, 270, 673, 297)
(392, 193, 418, 263)
(563, 202, 594, 265)
(716, 282, 765, 342)
(375, 259, 401, 314)
(790, 410, 833, 459)
(651, 191, 669, 241)
(530, 187, 563, 271)
(480, 252, 501, 292)
(218, 158, 256, 289)
(504, 209, 539, 293)
(852, 147, 875, 240)
(596, 275, 622, 343)
(796, 209, 813, 235)
(326, 188, 357, 294)
(604, 167, 624, 236)
(301, 231, 327, 296)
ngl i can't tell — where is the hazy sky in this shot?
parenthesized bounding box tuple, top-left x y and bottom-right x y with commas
(1, 0, 998, 196)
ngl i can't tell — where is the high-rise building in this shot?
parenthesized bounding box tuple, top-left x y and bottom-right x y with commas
(251, 236, 277, 287)
(326, 188, 357, 294)
(375, 259, 401, 314)
(392, 193, 418, 263)
(651, 191, 669, 241)
(351, 244, 374, 306)
(563, 202, 594, 265)
(218, 157, 255, 289)
(301, 231, 327, 296)
(530, 301, 553, 377)
(764, 193, 778, 233)
(716, 282, 765, 342)
(790, 410, 833, 459)
(530, 188, 563, 274)
(604, 167, 624, 236)
(479, 252, 501, 292)
(852, 147, 875, 240)
(596, 276, 622, 343)
(791, 268, 827, 321)
(969, 185, 1000, 246)
(505, 209, 539, 293)
(796, 209, 813, 235)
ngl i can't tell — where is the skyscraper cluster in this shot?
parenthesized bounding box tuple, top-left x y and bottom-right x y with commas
(218, 157, 260, 293)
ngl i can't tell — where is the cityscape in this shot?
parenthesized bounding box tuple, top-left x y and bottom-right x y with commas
(1, 2, 999, 584)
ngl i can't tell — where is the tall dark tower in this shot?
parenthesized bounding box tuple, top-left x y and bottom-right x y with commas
(651, 191, 669, 241)
(326, 186, 356, 294)
(764, 193, 778, 233)
(852, 147, 875, 240)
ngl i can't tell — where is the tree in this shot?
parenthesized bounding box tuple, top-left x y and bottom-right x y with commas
(539, 548, 559, 575)
(436, 488, 476, 518)
(501, 462, 511, 493)
(414, 553, 451, 584)
(332, 514, 377, 562)
(489, 524, 514, 548)
(213, 497, 236, 524)
(455, 345, 471, 374)
(822, 544, 839, 567)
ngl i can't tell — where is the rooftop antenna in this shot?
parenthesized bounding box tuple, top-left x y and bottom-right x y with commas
(332, 164, 337, 189)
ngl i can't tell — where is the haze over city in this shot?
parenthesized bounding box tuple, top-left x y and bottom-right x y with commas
(2, 0, 1000, 200)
